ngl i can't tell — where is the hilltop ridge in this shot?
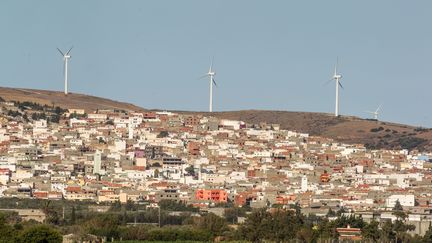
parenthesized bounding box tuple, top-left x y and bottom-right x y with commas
(1, 86, 431, 151)
(0, 87, 144, 113)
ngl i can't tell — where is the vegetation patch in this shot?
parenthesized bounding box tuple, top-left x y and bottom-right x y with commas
(397, 137, 427, 150)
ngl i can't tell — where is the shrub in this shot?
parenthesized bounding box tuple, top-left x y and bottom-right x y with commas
(19, 225, 62, 243)
(397, 137, 427, 150)
(370, 127, 384, 133)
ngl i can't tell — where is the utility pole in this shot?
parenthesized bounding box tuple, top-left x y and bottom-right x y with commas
(158, 206, 161, 228)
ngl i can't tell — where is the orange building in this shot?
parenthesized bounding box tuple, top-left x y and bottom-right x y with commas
(195, 189, 228, 203)
(234, 191, 256, 206)
(276, 194, 296, 205)
(188, 142, 200, 156)
(320, 171, 331, 182)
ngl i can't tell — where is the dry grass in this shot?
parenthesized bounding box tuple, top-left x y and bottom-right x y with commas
(0, 87, 144, 113)
(1, 87, 431, 151)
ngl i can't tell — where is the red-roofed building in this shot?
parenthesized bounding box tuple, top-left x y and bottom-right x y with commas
(336, 226, 362, 241)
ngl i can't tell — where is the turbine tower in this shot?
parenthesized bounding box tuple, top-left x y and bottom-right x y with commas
(57, 47, 73, 95)
(331, 58, 343, 117)
(366, 104, 382, 120)
(200, 58, 217, 112)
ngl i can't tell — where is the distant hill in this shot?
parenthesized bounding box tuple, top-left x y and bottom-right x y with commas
(0, 87, 144, 112)
(199, 110, 432, 151)
(1, 87, 431, 151)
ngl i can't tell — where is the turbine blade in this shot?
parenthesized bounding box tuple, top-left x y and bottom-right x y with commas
(323, 78, 334, 86)
(334, 57, 339, 76)
(198, 74, 208, 80)
(209, 56, 214, 73)
(66, 46, 73, 55)
(376, 104, 382, 113)
(338, 81, 344, 89)
(57, 48, 64, 56)
(212, 78, 217, 87)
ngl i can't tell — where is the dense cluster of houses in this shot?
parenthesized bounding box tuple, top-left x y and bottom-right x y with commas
(1, 101, 432, 235)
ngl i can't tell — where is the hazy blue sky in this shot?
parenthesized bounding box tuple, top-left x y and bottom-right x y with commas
(1, 1, 431, 127)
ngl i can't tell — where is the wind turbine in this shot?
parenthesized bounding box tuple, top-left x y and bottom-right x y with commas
(57, 47, 73, 95)
(327, 58, 343, 117)
(200, 58, 217, 112)
(366, 104, 382, 120)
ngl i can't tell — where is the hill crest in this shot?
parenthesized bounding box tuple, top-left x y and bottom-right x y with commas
(1, 87, 431, 151)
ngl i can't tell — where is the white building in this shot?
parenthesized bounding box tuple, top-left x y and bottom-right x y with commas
(386, 194, 415, 208)
(301, 175, 308, 192)
(93, 151, 102, 175)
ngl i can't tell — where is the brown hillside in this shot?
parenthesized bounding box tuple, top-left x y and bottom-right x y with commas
(193, 110, 432, 151)
(0, 87, 144, 113)
(1, 87, 431, 151)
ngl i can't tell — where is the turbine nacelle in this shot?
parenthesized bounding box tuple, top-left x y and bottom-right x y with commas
(366, 104, 382, 120)
(333, 74, 342, 79)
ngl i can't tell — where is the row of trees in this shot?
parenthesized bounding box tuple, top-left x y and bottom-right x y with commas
(0, 212, 62, 243)
(3, 100, 67, 124)
(1, 197, 432, 242)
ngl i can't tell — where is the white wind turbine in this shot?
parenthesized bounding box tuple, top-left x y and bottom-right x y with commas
(200, 58, 217, 112)
(57, 47, 73, 95)
(366, 104, 382, 120)
(327, 58, 344, 117)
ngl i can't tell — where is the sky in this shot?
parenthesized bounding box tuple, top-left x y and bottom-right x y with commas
(1, 1, 431, 127)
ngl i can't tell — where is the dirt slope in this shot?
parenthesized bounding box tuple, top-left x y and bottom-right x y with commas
(0, 87, 144, 112)
(1, 87, 431, 151)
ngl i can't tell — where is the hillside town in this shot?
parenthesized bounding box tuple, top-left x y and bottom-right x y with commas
(1, 100, 432, 240)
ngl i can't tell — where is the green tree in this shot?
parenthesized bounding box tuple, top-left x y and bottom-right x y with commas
(392, 200, 407, 221)
(423, 225, 432, 242)
(110, 200, 122, 211)
(393, 219, 415, 242)
(19, 225, 62, 243)
(42, 201, 61, 225)
(336, 207, 346, 216)
(224, 208, 239, 224)
(125, 199, 137, 211)
(296, 226, 316, 243)
(381, 220, 396, 242)
(290, 202, 302, 219)
(70, 206, 76, 224)
(105, 120, 114, 125)
(236, 208, 269, 242)
(326, 208, 336, 217)
(83, 213, 121, 240)
(0, 212, 17, 243)
(157, 131, 169, 138)
(362, 220, 380, 242)
(185, 165, 195, 176)
(393, 199, 403, 211)
(197, 213, 228, 237)
(50, 114, 60, 123)
(237, 208, 303, 242)
(159, 200, 197, 212)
